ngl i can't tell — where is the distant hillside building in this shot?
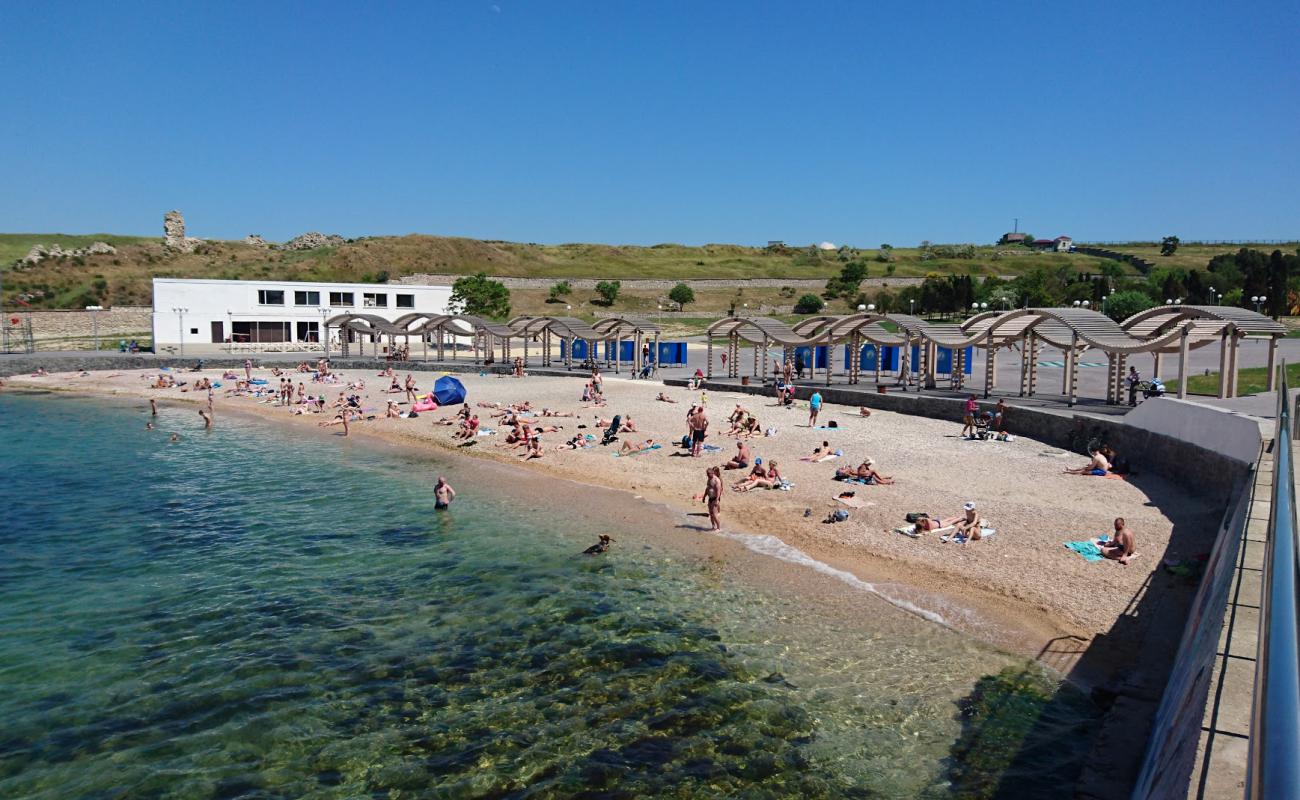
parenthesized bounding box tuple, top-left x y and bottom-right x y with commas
(1031, 236, 1074, 252)
(999, 232, 1028, 245)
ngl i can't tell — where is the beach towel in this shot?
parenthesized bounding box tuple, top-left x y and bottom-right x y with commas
(895, 524, 955, 539)
(942, 527, 997, 544)
(702, 444, 722, 452)
(836, 476, 872, 486)
(1065, 537, 1109, 562)
(800, 453, 841, 462)
(615, 444, 662, 457)
(836, 496, 874, 508)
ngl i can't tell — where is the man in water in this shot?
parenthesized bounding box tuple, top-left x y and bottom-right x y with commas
(1098, 518, 1136, 564)
(434, 476, 456, 510)
(199, 409, 213, 428)
(808, 390, 822, 427)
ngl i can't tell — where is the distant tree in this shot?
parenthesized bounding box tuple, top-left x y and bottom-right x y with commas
(668, 282, 695, 311)
(1160, 236, 1181, 256)
(793, 293, 825, 314)
(547, 280, 572, 303)
(375, 270, 390, 283)
(594, 280, 621, 306)
(824, 260, 869, 299)
(1103, 290, 1156, 322)
(449, 273, 511, 319)
(1019, 233, 1034, 247)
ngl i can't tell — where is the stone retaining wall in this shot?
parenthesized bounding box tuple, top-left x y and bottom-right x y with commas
(395, 274, 928, 290)
(18, 307, 153, 344)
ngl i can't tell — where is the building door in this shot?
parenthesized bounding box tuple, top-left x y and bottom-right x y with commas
(211, 321, 224, 343)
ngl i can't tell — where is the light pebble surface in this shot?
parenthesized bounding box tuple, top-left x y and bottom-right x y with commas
(8, 366, 1220, 650)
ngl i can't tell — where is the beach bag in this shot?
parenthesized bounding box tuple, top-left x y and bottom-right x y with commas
(681, 434, 692, 449)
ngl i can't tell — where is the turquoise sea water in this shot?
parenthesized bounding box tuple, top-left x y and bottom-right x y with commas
(0, 393, 1098, 798)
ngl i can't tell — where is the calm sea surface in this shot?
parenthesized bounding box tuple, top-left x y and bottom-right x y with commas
(0, 393, 1098, 798)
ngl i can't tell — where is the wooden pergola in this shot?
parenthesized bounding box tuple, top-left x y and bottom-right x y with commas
(592, 316, 663, 376)
(705, 306, 1286, 406)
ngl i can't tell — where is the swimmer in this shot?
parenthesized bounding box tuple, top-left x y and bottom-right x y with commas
(582, 534, 614, 555)
(434, 476, 456, 510)
(199, 409, 213, 428)
(169, 433, 181, 443)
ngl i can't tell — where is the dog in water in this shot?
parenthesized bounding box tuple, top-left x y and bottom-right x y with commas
(582, 534, 614, 555)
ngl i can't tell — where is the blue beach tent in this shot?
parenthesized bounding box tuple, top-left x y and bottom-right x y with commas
(433, 376, 467, 406)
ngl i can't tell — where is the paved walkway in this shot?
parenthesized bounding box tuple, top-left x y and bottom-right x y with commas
(1186, 444, 1272, 798)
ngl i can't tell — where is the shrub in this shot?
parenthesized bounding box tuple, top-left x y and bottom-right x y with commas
(668, 282, 695, 311)
(793, 294, 825, 314)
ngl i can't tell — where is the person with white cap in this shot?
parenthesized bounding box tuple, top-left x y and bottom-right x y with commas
(953, 501, 984, 540)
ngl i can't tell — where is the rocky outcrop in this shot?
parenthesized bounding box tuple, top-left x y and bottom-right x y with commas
(163, 210, 202, 252)
(244, 234, 269, 248)
(278, 232, 345, 250)
(18, 241, 117, 266)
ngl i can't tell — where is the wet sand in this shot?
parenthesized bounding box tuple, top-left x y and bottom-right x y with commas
(5, 365, 1222, 669)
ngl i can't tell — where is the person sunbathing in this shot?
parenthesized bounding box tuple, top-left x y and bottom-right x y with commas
(1097, 517, 1136, 564)
(385, 401, 402, 419)
(951, 502, 984, 539)
(452, 415, 480, 440)
(619, 437, 656, 454)
(656, 393, 679, 403)
(520, 437, 543, 460)
(732, 462, 768, 491)
(724, 441, 751, 469)
(562, 433, 587, 449)
(1066, 448, 1112, 476)
(620, 416, 638, 432)
(737, 461, 783, 491)
(532, 424, 564, 434)
(739, 416, 762, 437)
(541, 408, 575, 417)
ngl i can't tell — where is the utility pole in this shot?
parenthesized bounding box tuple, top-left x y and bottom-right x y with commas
(1013, 217, 1019, 234)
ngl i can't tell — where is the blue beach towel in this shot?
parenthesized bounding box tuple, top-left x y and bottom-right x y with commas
(1065, 536, 1109, 562)
(614, 444, 663, 457)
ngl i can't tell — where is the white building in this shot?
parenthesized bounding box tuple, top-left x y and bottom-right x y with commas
(151, 278, 452, 351)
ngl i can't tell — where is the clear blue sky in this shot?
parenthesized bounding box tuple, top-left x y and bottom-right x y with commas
(2, 1, 1296, 246)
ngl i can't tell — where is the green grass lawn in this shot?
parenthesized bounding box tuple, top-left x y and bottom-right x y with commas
(1168, 362, 1296, 396)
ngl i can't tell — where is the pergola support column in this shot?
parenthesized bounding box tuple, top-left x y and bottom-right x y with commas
(1266, 336, 1279, 392)
(1066, 334, 1079, 407)
(1217, 332, 1230, 399)
(1177, 328, 1190, 399)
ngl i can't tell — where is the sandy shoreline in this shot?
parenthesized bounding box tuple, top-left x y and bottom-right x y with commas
(4, 365, 1221, 669)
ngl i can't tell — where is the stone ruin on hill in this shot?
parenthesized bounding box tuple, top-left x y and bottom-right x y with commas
(243, 234, 269, 248)
(18, 240, 116, 267)
(163, 210, 203, 253)
(277, 232, 346, 250)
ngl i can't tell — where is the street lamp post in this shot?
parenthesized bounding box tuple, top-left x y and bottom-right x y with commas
(172, 307, 188, 358)
(85, 305, 102, 351)
(1208, 286, 1217, 306)
(318, 307, 331, 359)
(909, 299, 915, 316)
(1252, 295, 1267, 313)
(227, 310, 233, 354)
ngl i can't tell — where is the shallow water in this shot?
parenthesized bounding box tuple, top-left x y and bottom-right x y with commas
(0, 393, 1099, 798)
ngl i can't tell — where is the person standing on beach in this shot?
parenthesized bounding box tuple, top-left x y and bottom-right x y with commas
(961, 394, 978, 439)
(405, 374, 417, 405)
(808, 391, 822, 427)
(689, 406, 709, 457)
(703, 466, 723, 530)
(244, 359, 252, 381)
(434, 477, 456, 510)
(993, 398, 1008, 432)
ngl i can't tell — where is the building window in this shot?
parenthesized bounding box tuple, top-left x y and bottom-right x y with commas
(296, 321, 320, 342)
(363, 292, 387, 308)
(294, 290, 321, 306)
(258, 289, 284, 305)
(396, 294, 415, 309)
(190, 328, 198, 335)
(329, 291, 354, 306)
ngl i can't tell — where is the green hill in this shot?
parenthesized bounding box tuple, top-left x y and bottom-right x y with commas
(3, 232, 1128, 309)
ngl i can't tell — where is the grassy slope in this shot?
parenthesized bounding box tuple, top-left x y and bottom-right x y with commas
(1169, 361, 1300, 396)
(3, 232, 1126, 309)
(1092, 241, 1300, 272)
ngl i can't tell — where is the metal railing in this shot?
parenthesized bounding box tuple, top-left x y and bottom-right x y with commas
(1246, 362, 1300, 798)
